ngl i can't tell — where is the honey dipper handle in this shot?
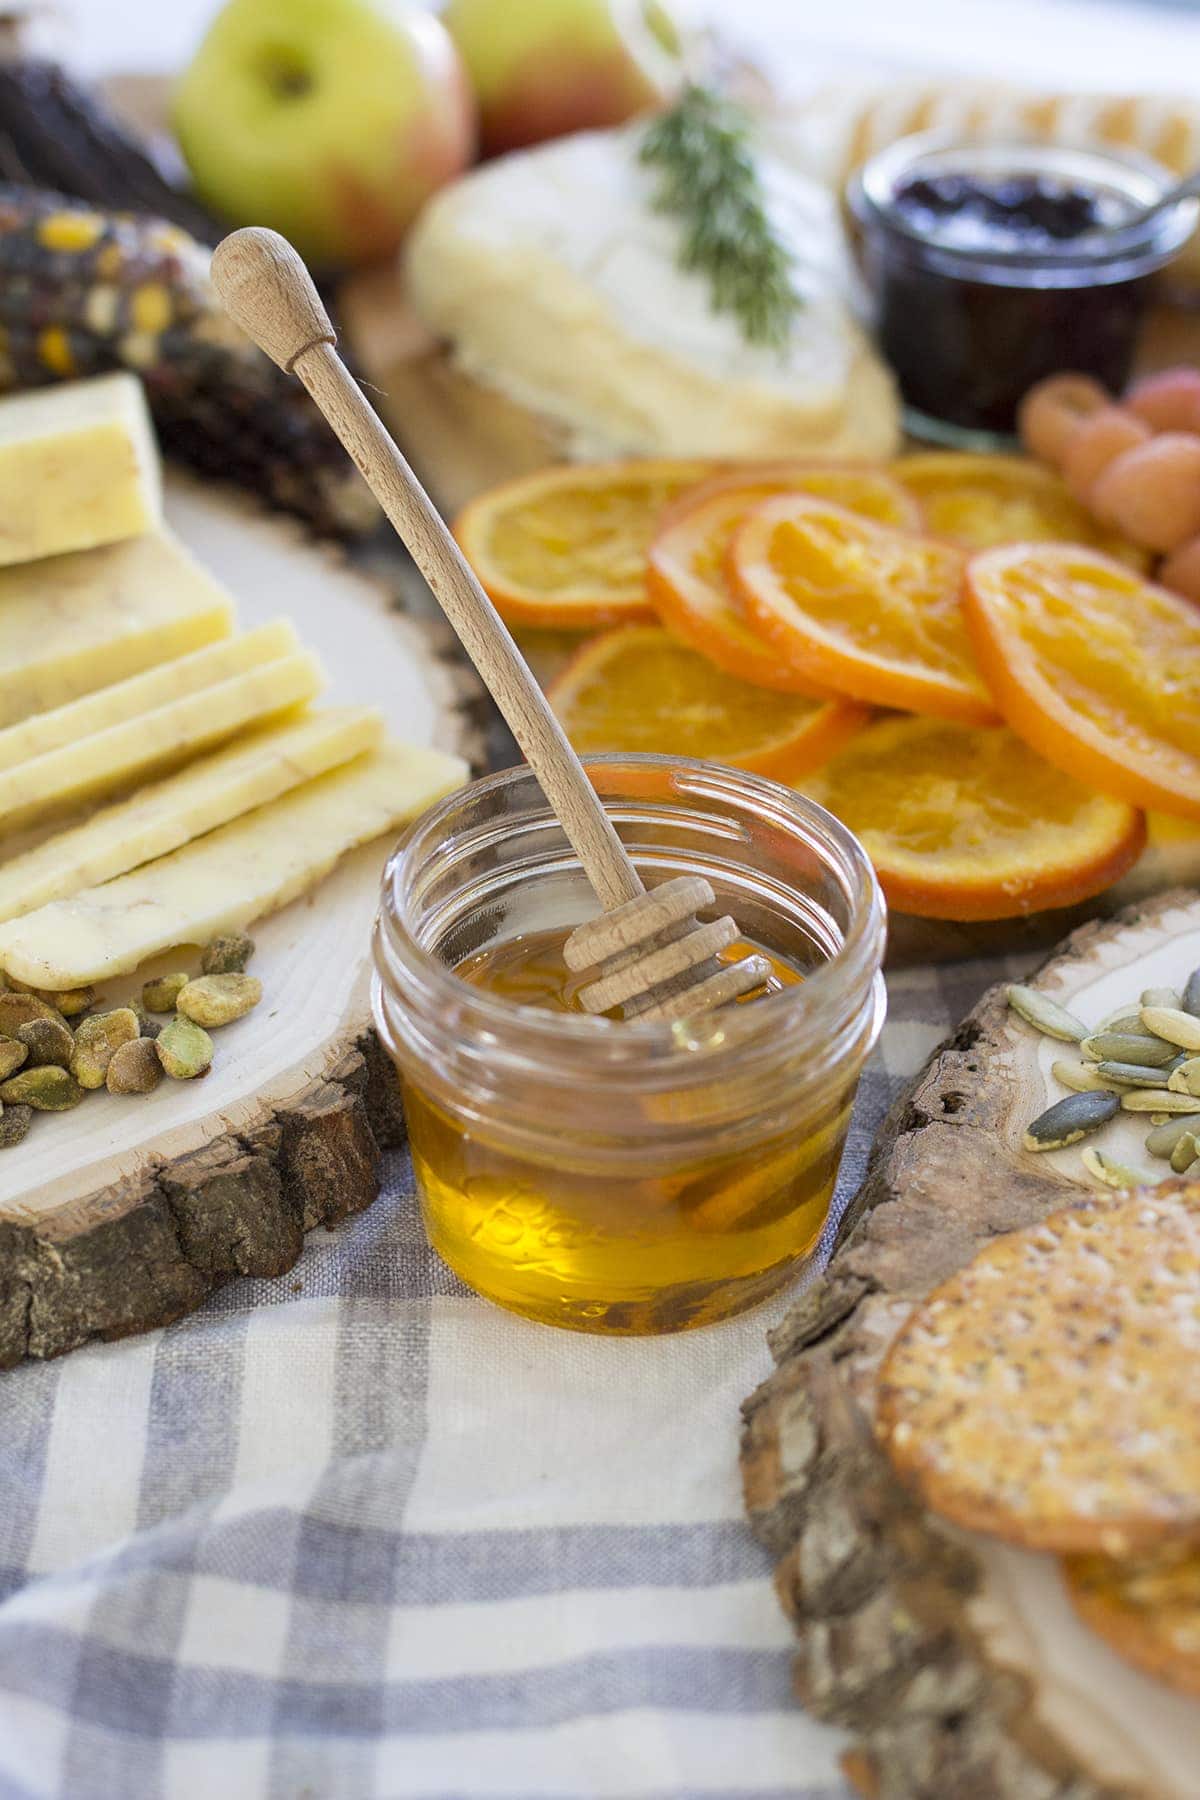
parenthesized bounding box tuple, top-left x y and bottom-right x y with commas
(212, 227, 643, 912)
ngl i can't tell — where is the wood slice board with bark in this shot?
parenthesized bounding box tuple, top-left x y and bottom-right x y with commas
(740, 886, 1200, 1799)
(0, 476, 478, 1371)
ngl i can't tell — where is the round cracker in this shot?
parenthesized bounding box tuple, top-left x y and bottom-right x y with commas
(1064, 1544, 1200, 1699)
(875, 1179, 1200, 1554)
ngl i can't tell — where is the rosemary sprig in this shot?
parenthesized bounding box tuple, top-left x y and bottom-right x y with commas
(638, 83, 800, 351)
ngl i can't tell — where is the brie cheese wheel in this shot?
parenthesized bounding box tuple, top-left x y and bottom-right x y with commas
(406, 125, 900, 461)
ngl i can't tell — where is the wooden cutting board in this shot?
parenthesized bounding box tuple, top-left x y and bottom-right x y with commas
(0, 477, 477, 1370)
(742, 886, 1200, 1800)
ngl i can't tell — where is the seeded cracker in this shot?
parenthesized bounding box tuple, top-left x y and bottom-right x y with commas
(1064, 1543, 1200, 1699)
(875, 1180, 1200, 1554)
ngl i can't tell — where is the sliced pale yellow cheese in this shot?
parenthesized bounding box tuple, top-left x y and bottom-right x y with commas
(0, 649, 326, 832)
(0, 619, 299, 774)
(0, 528, 235, 727)
(0, 706, 383, 922)
(0, 372, 161, 567)
(0, 741, 468, 987)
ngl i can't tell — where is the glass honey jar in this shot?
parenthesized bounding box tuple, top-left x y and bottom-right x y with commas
(372, 755, 886, 1334)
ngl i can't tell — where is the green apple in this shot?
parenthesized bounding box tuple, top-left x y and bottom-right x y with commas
(173, 0, 476, 268)
(442, 0, 687, 157)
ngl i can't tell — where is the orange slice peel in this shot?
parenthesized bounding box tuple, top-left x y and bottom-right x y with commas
(800, 713, 1146, 920)
(730, 496, 1000, 726)
(546, 624, 870, 781)
(454, 459, 713, 628)
(965, 543, 1200, 822)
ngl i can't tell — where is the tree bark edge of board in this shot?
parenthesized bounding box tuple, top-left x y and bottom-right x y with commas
(0, 1021, 406, 1371)
(740, 887, 1200, 1800)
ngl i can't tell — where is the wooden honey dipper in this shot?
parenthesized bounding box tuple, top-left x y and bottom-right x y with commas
(211, 228, 772, 1022)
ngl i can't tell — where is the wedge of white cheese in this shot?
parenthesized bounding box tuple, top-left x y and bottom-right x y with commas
(0, 649, 326, 833)
(405, 124, 900, 461)
(0, 619, 299, 773)
(0, 741, 468, 988)
(0, 528, 235, 727)
(0, 706, 383, 923)
(0, 372, 161, 567)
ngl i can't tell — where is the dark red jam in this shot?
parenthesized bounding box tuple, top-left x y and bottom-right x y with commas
(850, 143, 1194, 444)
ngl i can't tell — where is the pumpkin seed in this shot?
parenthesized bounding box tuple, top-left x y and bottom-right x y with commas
(1140, 1006, 1200, 1051)
(1183, 967, 1200, 1018)
(1080, 1146, 1154, 1189)
(1096, 1006, 1150, 1034)
(1096, 1060, 1180, 1088)
(1023, 1089, 1120, 1151)
(1007, 985, 1088, 1042)
(1121, 1088, 1200, 1113)
(1081, 1031, 1178, 1068)
(1051, 1060, 1124, 1094)
(1170, 1132, 1199, 1173)
(1146, 1113, 1200, 1157)
(1141, 987, 1181, 1010)
(1167, 1059, 1200, 1097)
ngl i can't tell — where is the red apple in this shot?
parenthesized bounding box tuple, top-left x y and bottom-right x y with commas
(173, 0, 476, 269)
(443, 0, 687, 157)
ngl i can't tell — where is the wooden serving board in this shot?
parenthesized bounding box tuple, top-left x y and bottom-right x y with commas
(741, 887, 1200, 1799)
(0, 477, 476, 1370)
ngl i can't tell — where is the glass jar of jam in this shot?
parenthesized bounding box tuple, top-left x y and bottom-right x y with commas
(372, 755, 886, 1335)
(848, 135, 1198, 447)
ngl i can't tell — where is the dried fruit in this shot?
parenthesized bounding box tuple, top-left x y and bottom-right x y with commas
(176, 973, 262, 1028)
(106, 1036, 163, 1095)
(15, 1015, 75, 1070)
(141, 972, 189, 1013)
(1061, 407, 1150, 508)
(0, 1103, 32, 1146)
(1007, 985, 1088, 1042)
(965, 544, 1200, 820)
(1022, 1089, 1120, 1151)
(0, 1039, 27, 1081)
(731, 497, 998, 725)
(70, 1007, 139, 1089)
(1018, 373, 1109, 467)
(156, 1015, 213, 1080)
(200, 933, 255, 976)
(0, 1065, 84, 1109)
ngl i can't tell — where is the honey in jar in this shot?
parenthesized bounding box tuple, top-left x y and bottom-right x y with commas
(373, 756, 887, 1335)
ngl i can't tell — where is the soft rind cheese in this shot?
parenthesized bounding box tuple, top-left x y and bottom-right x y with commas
(0, 372, 161, 566)
(0, 741, 468, 988)
(0, 529, 235, 728)
(0, 619, 299, 773)
(406, 126, 900, 461)
(0, 706, 383, 923)
(0, 649, 326, 832)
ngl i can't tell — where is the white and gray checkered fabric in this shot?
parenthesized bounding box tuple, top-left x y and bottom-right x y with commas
(0, 952, 1022, 1799)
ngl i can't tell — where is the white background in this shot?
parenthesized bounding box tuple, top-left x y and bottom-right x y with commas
(63, 0, 1200, 91)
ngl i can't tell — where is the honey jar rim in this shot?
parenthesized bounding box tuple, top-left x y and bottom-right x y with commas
(374, 754, 887, 1076)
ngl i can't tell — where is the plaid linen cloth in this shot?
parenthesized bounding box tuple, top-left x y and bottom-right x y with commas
(0, 952, 1021, 1800)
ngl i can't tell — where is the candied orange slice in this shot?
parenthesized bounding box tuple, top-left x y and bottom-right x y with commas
(965, 544, 1200, 820)
(894, 452, 1146, 563)
(800, 713, 1146, 920)
(731, 497, 999, 726)
(659, 461, 922, 532)
(648, 466, 920, 695)
(546, 625, 869, 780)
(454, 460, 712, 627)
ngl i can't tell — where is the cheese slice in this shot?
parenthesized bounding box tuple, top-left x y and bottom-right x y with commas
(0, 741, 468, 987)
(0, 706, 384, 923)
(0, 649, 326, 833)
(0, 528, 235, 727)
(0, 619, 299, 774)
(0, 372, 161, 566)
